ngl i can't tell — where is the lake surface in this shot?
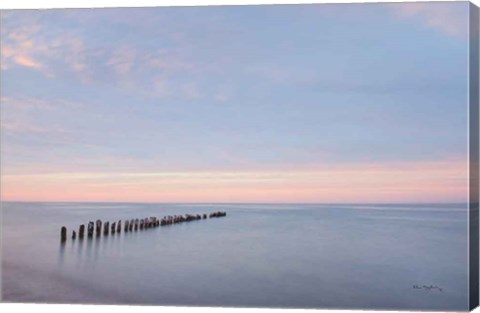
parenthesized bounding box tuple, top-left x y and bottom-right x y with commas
(1, 202, 469, 310)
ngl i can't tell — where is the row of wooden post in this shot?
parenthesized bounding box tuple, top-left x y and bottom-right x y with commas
(60, 211, 227, 242)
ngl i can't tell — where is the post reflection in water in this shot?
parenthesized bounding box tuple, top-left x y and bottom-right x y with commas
(61, 228, 130, 268)
(58, 241, 66, 267)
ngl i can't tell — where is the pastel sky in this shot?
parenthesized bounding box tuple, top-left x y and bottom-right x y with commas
(0, 2, 471, 203)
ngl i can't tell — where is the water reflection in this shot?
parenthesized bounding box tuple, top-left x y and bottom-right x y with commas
(75, 236, 84, 268)
(59, 230, 134, 266)
(58, 241, 66, 267)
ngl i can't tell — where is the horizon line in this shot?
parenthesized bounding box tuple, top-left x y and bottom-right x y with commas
(0, 200, 469, 205)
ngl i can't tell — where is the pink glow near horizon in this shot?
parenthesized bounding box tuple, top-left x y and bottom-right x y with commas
(1, 159, 468, 203)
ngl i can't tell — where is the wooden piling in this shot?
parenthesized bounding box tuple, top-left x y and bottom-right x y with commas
(104, 221, 110, 235)
(96, 220, 102, 236)
(111, 222, 116, 234)
(134, 219, 139, 231)
(61, 226, 67, 242)
(125, 220, 129, 232)
(87, 221, 94, 237)
(117, 220, 122, 233)
(72, 230, 76, 240)
(79, 224, 85, 239)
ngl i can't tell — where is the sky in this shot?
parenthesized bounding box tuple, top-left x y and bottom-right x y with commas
(0, 2, 472, 203)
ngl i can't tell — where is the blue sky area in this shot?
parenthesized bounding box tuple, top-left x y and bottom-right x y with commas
(0, 2, 471, 202)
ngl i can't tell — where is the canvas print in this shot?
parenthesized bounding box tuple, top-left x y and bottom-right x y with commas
(0, 1, 479, 311)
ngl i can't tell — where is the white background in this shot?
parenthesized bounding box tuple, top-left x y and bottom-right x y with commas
(0, 0, 478, 313)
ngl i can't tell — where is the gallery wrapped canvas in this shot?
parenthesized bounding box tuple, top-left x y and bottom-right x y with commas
(0, 1, 479, 311)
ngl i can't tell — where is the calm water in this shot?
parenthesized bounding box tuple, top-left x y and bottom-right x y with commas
(1, 202, 469, 310)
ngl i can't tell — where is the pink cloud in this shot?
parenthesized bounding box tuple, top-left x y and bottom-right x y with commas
(0, 17, 101, 82)
(214, 92, 228, 102)
(0, 24, 48, 72)
(107, 47, 137, 76)
(146, 49, 193, 71)
(386, 2, 468, 39)
(1, 96, 82, 110)
(12, 55, 43, 69)
(1, 121, 69, 134)
(181, 82, 202, 99)
(246, 65, 289, 83)
(1, 96, 83, 138)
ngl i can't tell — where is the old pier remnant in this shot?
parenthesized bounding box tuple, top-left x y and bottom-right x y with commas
(95, 220, 102, 236)
(79, 224, 85, 239)
(87, 221, 94, 238)
(60, 226, 67, 242)
(209, 211, 227, 218)
(104, 221, 110, 236)
(59, 211, 227, 242)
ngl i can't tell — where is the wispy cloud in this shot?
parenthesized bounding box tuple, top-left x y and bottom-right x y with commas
(0, 18, 99, 81)
(0, 10, 235, 103)
(1, 96, 83, 111)
(1, 96, 83, 135)
(1, 121, 69, 134)
(214, 92, 229, 102)
(181, 82, 202, 99)
(145, 49, 193, 72)
(106, 47, 137, 76)
(0, 24, 47, 72)
(386, 2, 468, 39)
(246, 65, 289, 83)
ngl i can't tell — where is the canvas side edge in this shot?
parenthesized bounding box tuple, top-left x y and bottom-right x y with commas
(469, 2, 480, 311)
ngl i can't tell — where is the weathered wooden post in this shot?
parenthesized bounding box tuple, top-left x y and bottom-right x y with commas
(125, 220, 129, 232)
(129, 219, 134, 231)
(72, 230, 77, 240)
(79, 224, 85, 239)
(96, 220, 102, 237)
(140, 219, 144, 230)
(104, 221, 110, 236)
(203, 214, 207, 219)
(117, 220, 122, 233)
(60, 226, 67, 242)
(87, 221, 94, 237)
(134, 219, 139, 231)
(111, 222, 116, 234)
